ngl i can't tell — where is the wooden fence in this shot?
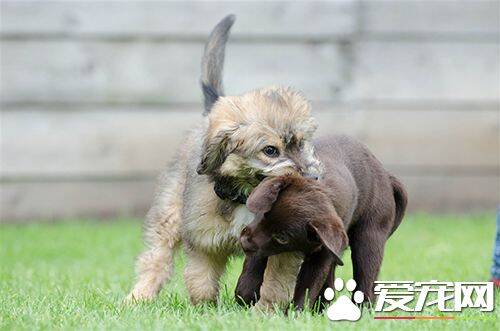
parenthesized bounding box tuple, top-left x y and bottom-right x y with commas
(1, 1, 499, 221)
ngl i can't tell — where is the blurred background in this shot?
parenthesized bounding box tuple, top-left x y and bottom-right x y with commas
(0, 0, 498, 221)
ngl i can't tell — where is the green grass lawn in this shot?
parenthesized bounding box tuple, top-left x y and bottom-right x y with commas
(1, 214, 498, 330)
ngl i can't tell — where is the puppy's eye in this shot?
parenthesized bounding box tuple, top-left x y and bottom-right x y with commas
(263, 146, 280, 158)
(272, 233, 288, 245)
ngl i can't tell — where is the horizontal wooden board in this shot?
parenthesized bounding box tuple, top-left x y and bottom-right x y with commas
(0, 41, 345, 104)
(348, 108, 499, 171)
(361, 0, 499, 36)
(401, 175, 498, 213)
(1, 174, 497, 221)
(0, 178, 156, 222)
(0, 1, 355, 38)
(0, 109, 203, 176)
(345, 41, 500, 102)
(1, 107, 497, 177)
(2, 40, 499, 104)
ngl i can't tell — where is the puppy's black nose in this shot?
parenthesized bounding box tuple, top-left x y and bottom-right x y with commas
(240, 227, 257, 253)
(303, 173, 319, 180)
(301, 168, 321, 180)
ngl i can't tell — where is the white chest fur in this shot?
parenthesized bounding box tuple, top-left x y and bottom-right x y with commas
(183, 204, 255, 254)
(229, 205, 255, 239)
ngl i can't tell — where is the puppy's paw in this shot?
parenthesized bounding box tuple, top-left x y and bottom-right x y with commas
(123, 286, 157, 304)
(235, 280, 262, 307)
(235, 289, 259, 307)
(253, 300, 280, 314)
(123, 293, 138, 305)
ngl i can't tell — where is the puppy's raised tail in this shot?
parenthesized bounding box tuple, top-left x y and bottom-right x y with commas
(388, 175, 408, 237)
(201, 14, 236, 114)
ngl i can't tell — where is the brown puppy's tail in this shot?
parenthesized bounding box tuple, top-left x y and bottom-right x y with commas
(200, 14, 236, 114)
(388, 175, 408, 237)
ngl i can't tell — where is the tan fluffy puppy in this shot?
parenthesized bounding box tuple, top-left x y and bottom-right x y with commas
(126, 15, 322, 309)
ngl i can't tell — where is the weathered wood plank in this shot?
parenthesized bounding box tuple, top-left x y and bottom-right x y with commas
(0, 41, 345, 104)
(1, 108, 497, 177)
(361, 0, 499, 36)
(0, 179, 156, 222)
(348, 109, 499, 171)
(1, 174, 497, 221)
(0, 1, 356, 37)
(346, 41, 500, 102)
(0, 109, 203, 176)
(400, 175, 498, 213)
(2, 40, 498, 104)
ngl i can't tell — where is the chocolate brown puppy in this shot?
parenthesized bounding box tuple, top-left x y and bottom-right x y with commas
(237, 175, 347, 310)
(235, 135, 408, 310)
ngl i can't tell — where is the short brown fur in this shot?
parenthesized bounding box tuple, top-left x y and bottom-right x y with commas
(236, 135, 408, 310)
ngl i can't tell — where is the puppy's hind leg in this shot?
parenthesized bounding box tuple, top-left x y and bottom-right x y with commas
(127, 243, 178, 302)
(348, 218, 389, 303)
(126, 171, 184, 302)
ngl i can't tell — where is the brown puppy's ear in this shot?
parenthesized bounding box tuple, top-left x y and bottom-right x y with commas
(197, 129, 235, 175)
(306, 216, 348, 266)
(246, 176, 291, 214)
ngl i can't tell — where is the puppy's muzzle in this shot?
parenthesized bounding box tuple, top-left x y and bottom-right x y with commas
(301, 169, 321, 180)
(301, 161, 323, 181)
(288, 156, 323, 181)
(240, 226, 257, 253)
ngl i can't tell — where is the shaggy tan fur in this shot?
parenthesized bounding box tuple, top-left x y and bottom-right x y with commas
(126, 16, 323, 309)
(126, 87, 322, 308)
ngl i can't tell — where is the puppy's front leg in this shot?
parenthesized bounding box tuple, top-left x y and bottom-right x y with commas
(235, 254, 268, 306)
(319, 263, 336, 308)
(293, 247, 334, 310)
(184, 247, 229, 305)
(257, 252, 303, 311)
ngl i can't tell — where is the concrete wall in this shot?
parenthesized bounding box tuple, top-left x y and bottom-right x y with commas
(1, 1, 499, 221)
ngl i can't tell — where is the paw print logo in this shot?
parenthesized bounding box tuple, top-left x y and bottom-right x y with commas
(323, 278, 364, 321)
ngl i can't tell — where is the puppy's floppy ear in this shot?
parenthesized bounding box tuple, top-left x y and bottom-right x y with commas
(246, 176, 291, 214)
(197, 128, 234, 175)
(306, 216, 348, 266)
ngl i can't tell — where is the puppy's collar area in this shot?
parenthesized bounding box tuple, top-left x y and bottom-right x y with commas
(212, 175, 251, 204)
